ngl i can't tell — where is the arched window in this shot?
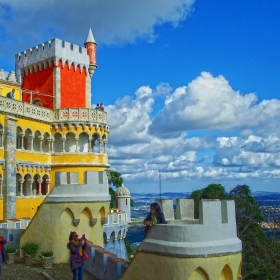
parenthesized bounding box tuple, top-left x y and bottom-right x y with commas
(23, 174, 31, 196)
(78, 132, 89, 152)
(24, 129, 33, 150)
(42, 132, 50, 153)
(91, 133, 99, 153)
(32, 98, 43, 107)
(54, 133, 63, 153)
(33, 130, 41, 152)
(65, 132, 76, 152)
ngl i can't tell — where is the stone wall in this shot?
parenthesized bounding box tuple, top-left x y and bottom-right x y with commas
(84, 244, 129, 280)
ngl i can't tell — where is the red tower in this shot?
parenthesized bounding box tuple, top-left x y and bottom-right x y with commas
(15, 29, 97, 109)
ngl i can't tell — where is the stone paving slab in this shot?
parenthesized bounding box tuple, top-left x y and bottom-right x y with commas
(2, 256, 97, 280)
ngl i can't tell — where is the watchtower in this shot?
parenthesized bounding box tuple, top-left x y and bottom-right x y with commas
(15, 29, 97, 109)
(115, 184, 131, 221)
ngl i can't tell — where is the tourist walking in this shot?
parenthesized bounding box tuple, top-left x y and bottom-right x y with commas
(0, 236, 8, 278)
(143, 202, 167, 237)
(67, 231, 87, 280)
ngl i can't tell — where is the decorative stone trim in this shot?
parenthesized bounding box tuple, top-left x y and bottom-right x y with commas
(0, 96, 109, 126)
(90, 218, 98, 226)
(73, 219, 80, 227)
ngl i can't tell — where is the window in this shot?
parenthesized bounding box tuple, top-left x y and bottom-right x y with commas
(99, 172, 103, 184)
(125, 199, 128, 206)
(1, 223, 7, 229)
(15, 222, 20, 229)
(8, 229, 13, 241)
(32, 98, 43, 107)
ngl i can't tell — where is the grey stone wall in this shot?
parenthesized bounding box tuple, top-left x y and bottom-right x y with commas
(0, 228, 25, 250)
(104, 237, 128, 260)
(3, 115, 17, 219)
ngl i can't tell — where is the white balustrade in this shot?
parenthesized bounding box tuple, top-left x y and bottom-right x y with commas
(0, 95, 108, 124)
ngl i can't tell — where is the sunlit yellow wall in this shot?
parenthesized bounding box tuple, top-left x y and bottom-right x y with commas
(20, 201, 109, 263)
(16, 118, 51, 134)
(16, 197, 45, 219)
(0, 81, 21, 100)
(51, 153, 108, 165)
(121, 252, 242, 280)
(0, 106, 110, 220)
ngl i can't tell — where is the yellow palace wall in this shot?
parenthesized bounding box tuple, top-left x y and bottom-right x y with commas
(0, 109, 109, 220)
(20, 201, 110, 263)
(0, 80, 21, 100)
(121, 252, 242, 280)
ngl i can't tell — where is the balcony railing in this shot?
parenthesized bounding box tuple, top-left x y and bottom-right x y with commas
(0, 95, 107, 124)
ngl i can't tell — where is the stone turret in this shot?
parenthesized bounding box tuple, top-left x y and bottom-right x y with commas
(84, 28, 97, 77)
(121, 199, 242, 280)
(116, 184, 131, 222)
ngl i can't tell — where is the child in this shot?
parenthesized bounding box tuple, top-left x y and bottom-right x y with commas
(0, 236, 8, 277)
(143, 203, 167, 237)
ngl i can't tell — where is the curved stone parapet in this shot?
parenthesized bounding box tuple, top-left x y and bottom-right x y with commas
(122, 199, 243, 280)
(139, 224, 241, 257)
(138, 200, 242, 257)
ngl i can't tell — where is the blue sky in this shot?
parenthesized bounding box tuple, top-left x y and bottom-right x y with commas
(1, 0, 280, 193)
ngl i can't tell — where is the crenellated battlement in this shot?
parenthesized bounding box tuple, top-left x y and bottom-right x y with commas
(15, 38, 89, 81)
(84, 244, 129, 280)
(138, 199, 242, 257)
(156, 198, 236, 226)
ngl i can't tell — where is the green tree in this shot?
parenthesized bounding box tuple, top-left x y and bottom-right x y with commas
(108, 170, 123, 208)
(108, 170, 134, 208)
(229, 185, 263, 237)
(189, 183, 228, 218)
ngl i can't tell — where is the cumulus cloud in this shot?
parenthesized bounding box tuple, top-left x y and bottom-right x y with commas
(149, 72, 280, 136)
(105, 72, 280, 190)
(0, 0, 195, 56)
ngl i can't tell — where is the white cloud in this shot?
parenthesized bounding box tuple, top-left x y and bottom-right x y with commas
(0, 0, 195, 56)
(149, 72, 280, 136)
(105, 73, 280, 190)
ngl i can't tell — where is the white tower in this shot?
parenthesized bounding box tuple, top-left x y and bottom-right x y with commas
(115, 184, 131, 222)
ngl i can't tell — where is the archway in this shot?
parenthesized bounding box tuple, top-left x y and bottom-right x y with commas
(33, 130, 41, 152)
(102, 134, 106, 153)
(91, 133, 99, 153)
(32, 98, 43, 107)
(219, 264, 233, 280)
(54, 133, 63, 153)
(24, 129, 33, 150)
(189, 267, 209, 280)
(33, 174, 41, 195)
(78, 132, 89, 152)
(16, 126, 23, 149)
(65, 132, 76, 152)
(16, 173, 22, 196)
(23, 173, 31, 196)
(42, 132, 50, 153)
(42, 174, 49, 195)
